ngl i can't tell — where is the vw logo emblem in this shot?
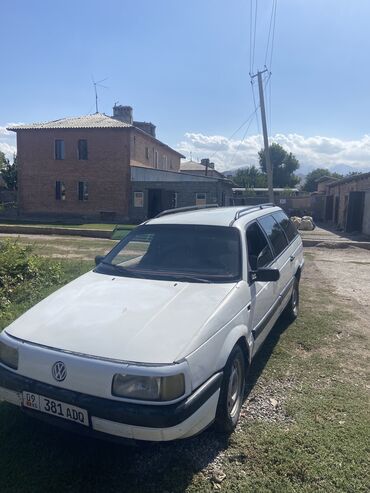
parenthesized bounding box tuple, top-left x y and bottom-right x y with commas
(52, 361, 67, 382)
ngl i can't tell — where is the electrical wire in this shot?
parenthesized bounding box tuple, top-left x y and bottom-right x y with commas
(209, 107, 262, 162)
(251, 0, 258, 74)
(228, 105, 260, 169)
(264, 0, 276, 67)
(269, 0, 278, 70)
(251, 79, 261, 134)
(249, 0, 253, 74)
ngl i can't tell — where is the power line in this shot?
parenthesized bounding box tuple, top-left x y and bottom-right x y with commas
(269, 0, 278, 70)
(251, 78, 261, 135)
(251, 0, 258, 74)
(268, 72, 272, 136)
(264, 0, 276, 67)
(209, 107, 262, 162)
(249, 0, 253, 74)
(228, 105, 260, 169)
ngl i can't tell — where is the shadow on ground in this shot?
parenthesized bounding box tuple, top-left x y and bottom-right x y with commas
(0, 318, 292, 493)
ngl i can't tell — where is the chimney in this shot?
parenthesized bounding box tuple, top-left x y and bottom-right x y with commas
(113, 104, 133, 124)
(133, 121, 156, 138)
(201, 158, 215, 175)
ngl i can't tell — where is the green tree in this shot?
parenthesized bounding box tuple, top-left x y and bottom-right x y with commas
(258, 143, 300, 188)
(0, 151, 6, 168)
(0, 153, 18, 190)
(302, 168, 342, 192)
(234, 165, 267, 188)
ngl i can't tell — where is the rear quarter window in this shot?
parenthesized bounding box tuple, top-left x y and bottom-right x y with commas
(258, 214, 289, 257)
(273, 211, 299, 243)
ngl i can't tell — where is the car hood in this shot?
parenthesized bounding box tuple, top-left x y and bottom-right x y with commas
(6, 271, 237, 364)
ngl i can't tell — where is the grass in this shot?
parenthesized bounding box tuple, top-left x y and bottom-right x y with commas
(0, 251, 369, 492)
(0, 258, 93, 331)
(0, 235, 117, 261)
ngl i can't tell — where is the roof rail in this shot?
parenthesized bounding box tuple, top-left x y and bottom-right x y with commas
(155, 204, 219, 218)
(232, 203, 275, 223)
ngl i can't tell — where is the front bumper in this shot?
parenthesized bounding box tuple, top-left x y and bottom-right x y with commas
(0, 365, 222, 441)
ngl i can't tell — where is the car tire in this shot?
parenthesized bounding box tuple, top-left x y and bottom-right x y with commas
(214, 344, 246, 434)
(283, 277, 299, 322)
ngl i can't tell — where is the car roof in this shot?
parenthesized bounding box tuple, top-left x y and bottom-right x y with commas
(147, 205, 283, 227)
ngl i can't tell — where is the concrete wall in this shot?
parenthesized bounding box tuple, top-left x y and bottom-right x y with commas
(362, 191, 370, 236)
(129, 179, 233, 222)
(327, 174, 370, 228)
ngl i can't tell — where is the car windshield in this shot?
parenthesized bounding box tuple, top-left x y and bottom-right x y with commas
(97, 224, 242, 283)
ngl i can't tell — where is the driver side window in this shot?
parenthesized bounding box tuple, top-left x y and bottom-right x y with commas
(246, 222, 274, 270)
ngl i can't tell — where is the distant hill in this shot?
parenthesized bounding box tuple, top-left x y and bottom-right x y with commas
(222, 164, 370, 180)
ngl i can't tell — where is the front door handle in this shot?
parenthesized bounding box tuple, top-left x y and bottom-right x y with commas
(290, 255, 295, 262)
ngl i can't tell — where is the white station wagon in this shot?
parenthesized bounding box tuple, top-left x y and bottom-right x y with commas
(0, 204, 303, 441)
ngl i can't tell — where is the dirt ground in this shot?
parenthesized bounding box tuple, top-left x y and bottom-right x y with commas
(0, 239, 369, 492)
(304, 245, 370, 330)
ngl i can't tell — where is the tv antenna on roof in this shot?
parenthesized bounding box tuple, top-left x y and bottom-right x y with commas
(92, 76, 109, 113)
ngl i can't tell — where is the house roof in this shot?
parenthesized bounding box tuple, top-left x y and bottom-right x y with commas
(232, 187, 299, 192)
(180, 160, 207, 171)
(180, 159, 225, 177)
(7, 113, 132, 131)
(316, 175, 339, 183)
(327, 171, 370, 187)
(7, 112, 185, 158)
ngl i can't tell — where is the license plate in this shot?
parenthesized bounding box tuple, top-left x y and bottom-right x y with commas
(22, 391, 89, 427)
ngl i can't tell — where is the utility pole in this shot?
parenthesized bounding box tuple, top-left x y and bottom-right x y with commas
(251, 69, 274, 204)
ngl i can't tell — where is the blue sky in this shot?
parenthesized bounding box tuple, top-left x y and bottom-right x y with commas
(1, 0, 370, 173)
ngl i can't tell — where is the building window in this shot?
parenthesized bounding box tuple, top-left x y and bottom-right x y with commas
(55, 181, 66, 200)
(78, 139, 88, 160)
(195, 192, 206, 206)
(169, 159, 173, 170)
(163, 155, 168, 170)
(145, 147, 149, 160)
(171, 192, 178, 209)
(134, 191, 144, 208)
(78, 181, 88, 201)
(154, 150, 158, 168)
(55, 140, 65, 160)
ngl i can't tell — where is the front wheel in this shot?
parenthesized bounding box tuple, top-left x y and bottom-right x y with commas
(214, 344, 246, 434)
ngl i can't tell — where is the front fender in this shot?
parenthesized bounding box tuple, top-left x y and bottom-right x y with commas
(185, 307, 253, 391)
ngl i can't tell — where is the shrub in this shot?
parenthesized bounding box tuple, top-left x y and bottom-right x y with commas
(0, 239, 62, 309)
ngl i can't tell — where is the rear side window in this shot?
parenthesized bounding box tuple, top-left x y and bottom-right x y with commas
(258, 214, 288, 257)
(246, 222, 274, 269)
(273, 211, 298, 243)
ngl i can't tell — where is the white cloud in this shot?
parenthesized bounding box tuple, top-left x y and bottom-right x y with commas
(177, 132, 370, 174)
(0, 125, 17, 160)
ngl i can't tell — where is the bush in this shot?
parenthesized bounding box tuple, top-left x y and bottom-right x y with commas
(0, 239, 62, 309)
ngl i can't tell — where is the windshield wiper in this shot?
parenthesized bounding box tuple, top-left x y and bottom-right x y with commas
(171, 275, 212, 284)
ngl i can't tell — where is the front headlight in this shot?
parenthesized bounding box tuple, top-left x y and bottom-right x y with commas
(0, 340, 19, 370)
(112, 373, 185, 401)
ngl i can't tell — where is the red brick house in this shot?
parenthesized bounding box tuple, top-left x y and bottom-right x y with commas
(8, 105, 185, 221)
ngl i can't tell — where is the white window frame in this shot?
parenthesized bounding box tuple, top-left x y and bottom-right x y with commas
(171, 192, 178, 209)
(195, 192, 206, 206)
(134, 191, 144, 208)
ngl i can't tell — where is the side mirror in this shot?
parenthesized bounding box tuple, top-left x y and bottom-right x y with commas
(95, 255, 105, 266)
(249, 268, 280, 283)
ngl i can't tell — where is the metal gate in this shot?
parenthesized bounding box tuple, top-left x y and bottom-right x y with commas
(345, 191, 365, 233)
